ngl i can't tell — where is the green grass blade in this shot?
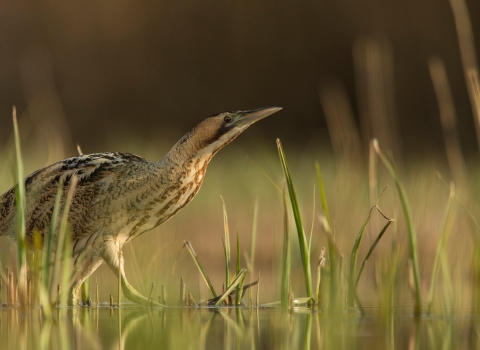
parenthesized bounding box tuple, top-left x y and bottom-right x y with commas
(435, 173, 480, 311)
(281, 188, 291, 310)
(221, 197, 231, 289)
(439, 239, 454, 317)
(12, 106, 26, 247)
(277, 139, 312, 300)
(81, 277, 90, 304)
(248, 198, 259, 306)
(236, 231, 240, 275)
(235, 268, 248, 306)
(303, 313, 313, 350)
(43, 180, 64, 289)
(249, 198, 258, 272)
(426, 183, 455, 314)
(315, 160, 339, 303)
(12, 107, 28, 304)
(309, 185, 316, 253)
(184, 241, 217, 297)
(235, 231, 241, 305)
(214, 269, 248, 306)
(50, 175, 78, 302)
(374, 140, 422, 316)
(59, 229, 72, 307)
(37, 283, 52, 319)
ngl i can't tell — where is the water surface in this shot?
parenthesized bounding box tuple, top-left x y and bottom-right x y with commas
(1, 304, 477, 349)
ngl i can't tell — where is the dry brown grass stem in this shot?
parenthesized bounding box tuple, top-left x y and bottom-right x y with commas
(7, 269, 14, 306)
(76, 144, 83, 156)
(188, 292, 197, 306)
(354, 36, 401, 158)
(316, 248, 326, 307)
(56, 285, 60, 306)
(428, 57, 467, 188)
(319, 81, 361, 162)
(369, 139, 379, 244)
(96, 278, 99, 307)
(448, 0, 480, 152)
(469, 70, 480, 151)
(180, 276, 185, 306)
(27, 276, 31, 306)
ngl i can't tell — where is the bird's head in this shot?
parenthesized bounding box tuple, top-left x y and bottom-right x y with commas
(170, 107, 282, 160)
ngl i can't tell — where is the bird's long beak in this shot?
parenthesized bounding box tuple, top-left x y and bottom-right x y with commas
(237, 107, 283, 126)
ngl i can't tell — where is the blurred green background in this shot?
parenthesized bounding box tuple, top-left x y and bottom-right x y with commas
(0, 0, 479, 156)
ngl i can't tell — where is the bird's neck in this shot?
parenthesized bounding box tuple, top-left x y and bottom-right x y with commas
(161, 129, 211, 167)
(159, 125, 232, 168)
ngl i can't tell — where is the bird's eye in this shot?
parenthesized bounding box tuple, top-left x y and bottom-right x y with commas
(223, 115, 232, 123)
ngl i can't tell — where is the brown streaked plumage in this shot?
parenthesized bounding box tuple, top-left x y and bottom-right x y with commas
(0, 107, 282, 306)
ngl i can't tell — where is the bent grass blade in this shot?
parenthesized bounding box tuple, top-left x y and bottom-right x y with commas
(214, 269, 248, 306)
(184, 241, 217, 298)
(374, 139, 422, 316)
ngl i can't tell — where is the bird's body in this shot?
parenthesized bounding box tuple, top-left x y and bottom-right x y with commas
(1, 152, 205, 256)
(0, 107, 281, 306)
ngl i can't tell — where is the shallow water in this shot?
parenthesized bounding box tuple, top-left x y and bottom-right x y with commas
(1, 304, 479, 349)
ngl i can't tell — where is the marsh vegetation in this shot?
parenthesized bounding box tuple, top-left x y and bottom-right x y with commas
(1, 0, 480, 348)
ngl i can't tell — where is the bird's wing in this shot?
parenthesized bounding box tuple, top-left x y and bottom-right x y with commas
(0, 152, 147, 239)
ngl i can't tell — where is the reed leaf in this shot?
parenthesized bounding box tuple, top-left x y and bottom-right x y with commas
(249, 198, 258, 272)
(249, 198, 259, 306)
(221, 197, 231, 289)
(281, 187, 291, 310)
(235, 232, 241, 305)
(309, 185, 316, 252)
(50, 175, 78, 301)
(12, 106, 28, 304)
(43, 180, 64, 290)
(277, 139, 313, 300)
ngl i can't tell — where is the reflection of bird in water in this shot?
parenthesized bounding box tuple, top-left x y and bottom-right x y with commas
(0, 107, 282, 306)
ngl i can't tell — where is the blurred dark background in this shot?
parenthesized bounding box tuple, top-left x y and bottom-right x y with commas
(1, 0, 479, 159)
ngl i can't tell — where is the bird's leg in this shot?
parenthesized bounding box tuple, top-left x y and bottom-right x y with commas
(68, 258, 104, 306)
(102, 240, 164, 307)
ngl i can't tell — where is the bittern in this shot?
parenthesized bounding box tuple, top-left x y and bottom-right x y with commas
(0, 106, 282, 306)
